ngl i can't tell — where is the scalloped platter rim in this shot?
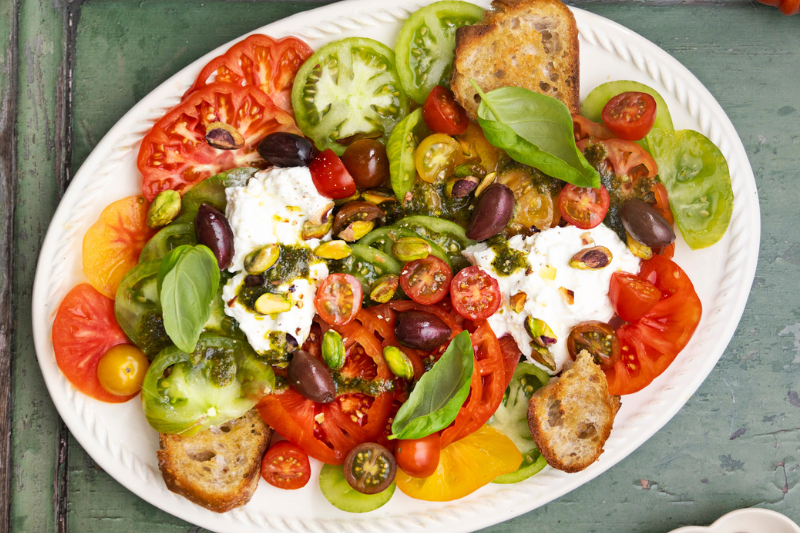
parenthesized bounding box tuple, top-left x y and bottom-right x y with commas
(32, 1, 760, 532)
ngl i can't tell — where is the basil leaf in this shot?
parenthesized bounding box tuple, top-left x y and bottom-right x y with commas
(160, 244, 220, 353)
(390, 330, 474, 440)
(471, 81, 601, 189)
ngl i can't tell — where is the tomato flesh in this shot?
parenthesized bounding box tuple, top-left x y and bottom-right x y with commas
(396, 433, 441, 479)
(609, 271, 662, 323)
(309, 149, 358, 200)
(558, 183, 610, 229)
(601, 91, 657, 141)
(450, 266, 501, 321)
(315, 273, 363, 326)
(399, 256, 453, 305)
(422, 86, 469, 136)
(261, 440, 312, 490)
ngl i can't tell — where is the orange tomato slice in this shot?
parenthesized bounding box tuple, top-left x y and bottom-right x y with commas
(395, 425, 521, 502)
(82, 196, 156, 299)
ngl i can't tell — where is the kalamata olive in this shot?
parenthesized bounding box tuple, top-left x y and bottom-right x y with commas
(195, 204, 234, 269)
(287, 350, 335, 404)
(466, 183, 515, 241)
(341, 139, 390, 189)
(344, 442, 396, 495)
(257, 132, 314, 167)
(621, 199, 676, 248)
(394, 310, 452, 351)
(331, 201, 385, 236)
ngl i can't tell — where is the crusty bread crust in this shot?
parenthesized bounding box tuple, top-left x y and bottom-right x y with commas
(527, 350, 621, 473)
(158, 410, 272, 513)
(451, 0, 580, 119)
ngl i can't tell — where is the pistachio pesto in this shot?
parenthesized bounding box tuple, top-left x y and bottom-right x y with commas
(487, 235, 529, 276)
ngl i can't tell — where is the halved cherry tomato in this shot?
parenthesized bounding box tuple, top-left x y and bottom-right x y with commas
(558, 183, 610, 229)
(422, 86, 469, 136)
(605, 256, 702, 395)
(185, 34, 313, 114)
(609, 271, 662, 322)
(396, 433, 441, 479)
(601, 92, 657, 141)
(450, 266, 501, 321)
(455, 122, 502, 173)
(261, 440, 312, 490)
(414, 133, 460, 183)
(572, 114, 614, 142)
(138, 82, 299, 201)
(566, 321, 620, 370)
(52, 284, 134, 403)
(399, 256, 453, 305)
(308, 149, 358, 199)
(83, 196, 156, 299)
(315, 273, 362, 326)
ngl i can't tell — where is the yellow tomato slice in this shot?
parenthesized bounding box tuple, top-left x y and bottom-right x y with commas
(395, 425, 522, 502)
(83, 196, 156, 299)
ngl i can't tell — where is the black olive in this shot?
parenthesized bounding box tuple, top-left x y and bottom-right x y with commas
(195, 204, 234, 269)
(466, 183, 515, 241)
(287, 350, 335, 404)
(621, 199, 676, 248)
(395, 310, 452, 351)
(257, 132, 314, 167)
(343, 442, 396, 495)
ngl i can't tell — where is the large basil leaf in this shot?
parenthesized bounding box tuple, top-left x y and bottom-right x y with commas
(472, 82, 601, 189)
(390, 330, 474, 440)
(159, 245, 220, 353)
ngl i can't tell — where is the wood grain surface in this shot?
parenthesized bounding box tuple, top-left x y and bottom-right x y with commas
(3, 1, 799, 532)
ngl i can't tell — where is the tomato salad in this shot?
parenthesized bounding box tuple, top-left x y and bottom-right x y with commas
(53, 1, 733, 515)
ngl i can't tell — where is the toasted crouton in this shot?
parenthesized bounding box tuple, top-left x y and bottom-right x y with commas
(157, 409, 272, 513)
(527, 350, 621, 473)
(450, 0, 580, 119)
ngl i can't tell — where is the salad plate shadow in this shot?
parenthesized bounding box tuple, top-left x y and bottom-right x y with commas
(31, 0, 760, 531)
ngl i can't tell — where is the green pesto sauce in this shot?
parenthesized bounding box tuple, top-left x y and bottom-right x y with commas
(404, 181, 472, 227)
(138, 312, 172, 358)
(238, 245, 313, 310)
(189, 346, 237, 388)
(332, 373, 395, 397)
(256, 332, 292, 366)
(488, 235, 529, 276)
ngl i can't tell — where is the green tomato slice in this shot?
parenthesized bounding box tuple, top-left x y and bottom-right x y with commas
(139, 223, 197, 263)
(115, 259, 171, 358)
(393, 215, 474, 272)
(292, 37, 409, 155)
(395, 1, 484, 104)
(329, 243, 402, 302)
(387, 109, 430, 202)
(647, 128, 734, 249)
(357, 226, 452, 267)
(319, 463, 396, 513)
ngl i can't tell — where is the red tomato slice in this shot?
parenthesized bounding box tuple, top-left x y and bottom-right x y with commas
(422, 86, 469, 136)
(308, 149, 357, 200)
(83, 196, 156, 299)
(52, 284, 135, 403)
(185, 34, 313, 114)
(396, 433, 441, 478)
(572, 114, 614, 142)
(497, 334, 522, 391)
(450, 266, 501, 321)
(399, 256, 453, 305)
(138, 82, 300, 201)
(601, 92, 657, 141)
(314, 273, 362, 326)
(579, 138, 659, 181)
(260, 440, 311, 490)
(605, 256, 702, 395)
(653, 181, 674, 226)
(609, 271, 662, 323)
(558, 183, 610, 229)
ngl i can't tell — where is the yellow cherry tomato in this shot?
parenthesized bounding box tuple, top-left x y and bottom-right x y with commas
(97, 344, 149, 397)
(414, 133, 460, 184)
(395, 425, 522, 502)
(455, 122, 502, 173)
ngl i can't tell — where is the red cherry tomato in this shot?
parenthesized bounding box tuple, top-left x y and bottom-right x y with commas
(450, 266, 501, 321)
(315, 273, 362, 326)
(558, 183, 610, 229)
(601, 92, 657, 141)
(609, 271, 662, 323)
(260, 440, 312, 490)
(422, 86, 469, 136)
(396, 433, 441, 478)
(308, 149, 358, 199)
(399, 256, 453, 305)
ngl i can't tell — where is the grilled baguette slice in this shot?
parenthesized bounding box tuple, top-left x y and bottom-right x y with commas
(450, 0, 580, 119)
(158, 409, 272, 513)
(527, 350, 621, 473)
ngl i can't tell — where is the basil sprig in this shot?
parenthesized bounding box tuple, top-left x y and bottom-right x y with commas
(159, 244, 220, 353)
(471, 81, 601, 189)
(390, 330, 474, 440)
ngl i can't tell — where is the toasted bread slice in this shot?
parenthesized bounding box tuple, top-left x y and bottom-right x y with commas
(157, 409, 272, 513)
(451, 0, 580, 119)
(527, 350, 621, 473)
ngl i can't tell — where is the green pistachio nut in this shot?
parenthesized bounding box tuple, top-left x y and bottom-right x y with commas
(524, 317, 557, 347)
(337, 220, 374, 242)
(569, 246, 613, 270)
(147, 190, 181, 228)
(205, 121, 245, 150)
(626, 231, 653, 260)
(244, 244, 280, 274)
(383, 346, 414, 380)
(322, 330, 345, 371)
(530, 344, 556, 371)
(254, 293, 292, 315)
(314, 240, 352, 260)
(362, 189, 397, 205)
(302, 219, 333, 240)
(370, 275, 399, 303)
(392, 237, 431, 262)
(510, 291, 527, 313)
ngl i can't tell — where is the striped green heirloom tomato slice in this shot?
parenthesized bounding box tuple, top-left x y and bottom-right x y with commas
(292, 38, 409, 156)
(395, 1, 485, 104)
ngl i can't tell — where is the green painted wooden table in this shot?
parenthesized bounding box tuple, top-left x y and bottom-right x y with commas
(3, 0, 799, 531)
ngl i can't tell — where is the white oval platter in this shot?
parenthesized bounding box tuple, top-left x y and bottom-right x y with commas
(32, 0, 760, 532)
